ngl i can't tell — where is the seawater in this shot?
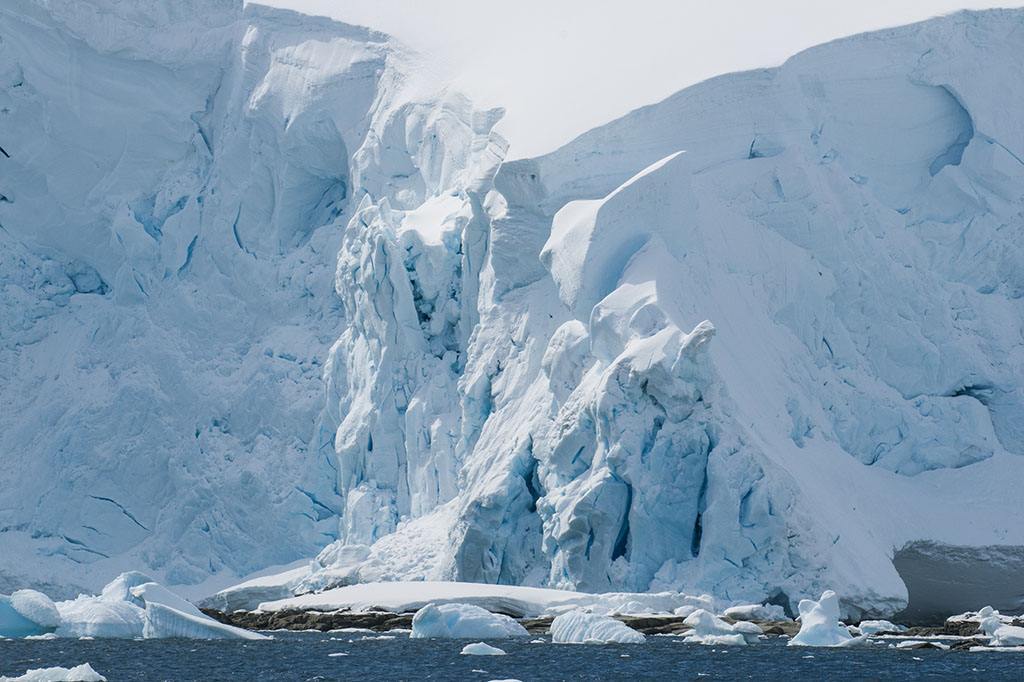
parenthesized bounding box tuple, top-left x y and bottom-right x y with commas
(1, 632, 1020, 681)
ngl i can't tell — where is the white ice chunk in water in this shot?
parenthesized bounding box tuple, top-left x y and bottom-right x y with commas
(410, 603, 528, 639)
(0, 590, 60, 638)
(789, 591, 863, 647)
(856, 620, 906, 636)
(683, 609, 761, 645)
(142, 602, 268, 640)
(723, 604, 788, 622)
(460, 642, 507, 655)
(980, 616, 1024, 647)
(0, 663, 106, 681)
(549, 610, 645, 644)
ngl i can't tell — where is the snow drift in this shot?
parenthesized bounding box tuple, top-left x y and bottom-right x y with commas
(2, 0, 1023, 618)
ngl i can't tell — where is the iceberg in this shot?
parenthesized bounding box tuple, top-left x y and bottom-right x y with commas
(460, 642, 507, 655)
(789, 591, 862, 647)
(980, 616, 1024, 647)
(142, 602, 267, 640)
(0, 664, 105, 682)
(855, 620, 906, 636)
(16, 573, 264, 640)
(410, 603, 528, 639)
(722, 604, 788, 622)
(0, 591, 60, 638)
(682, 609, 761, 645)
(549, 611, 645, 644)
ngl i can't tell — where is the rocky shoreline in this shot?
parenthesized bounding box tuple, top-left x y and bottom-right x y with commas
(201, 608, 967, 639)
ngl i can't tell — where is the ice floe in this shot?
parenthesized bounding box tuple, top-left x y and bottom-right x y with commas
(549, 610, 645, 644)
(0, 664, 105, 682)
(460, 642, 507, 655)
(789, 591, 864, 647)
(410, 603, 528, 639)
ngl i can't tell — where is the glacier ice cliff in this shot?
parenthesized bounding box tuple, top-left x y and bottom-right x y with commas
(0, 0, 503, 595)
(1, 1, 1023, 617)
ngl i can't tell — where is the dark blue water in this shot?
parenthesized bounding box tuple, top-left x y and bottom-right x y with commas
(1, 632, 1020, 681)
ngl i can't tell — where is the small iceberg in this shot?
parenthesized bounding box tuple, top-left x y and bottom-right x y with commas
(0, 590, 61, 638)
(683, 609, 762, 645)
(855, 620, 906, 636)
(0, 663, 105, 682)
(460, 642, 507, 655)
(980, 615, 1024, 647)
(789, 591, 864, 647)
(410, 603, 528, 639)
(6, 573, 265, 640)
(549, 610, 645, 644)
(722, 604, 788, 622)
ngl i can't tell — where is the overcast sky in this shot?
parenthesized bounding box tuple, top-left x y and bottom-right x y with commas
(260, 1, 1017, 158)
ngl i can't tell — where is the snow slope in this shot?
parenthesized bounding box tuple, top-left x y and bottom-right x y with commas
(2, 0, 1023, 618)
(0, 0, 503, 596)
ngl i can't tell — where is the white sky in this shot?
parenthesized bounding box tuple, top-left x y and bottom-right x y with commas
(259, 0, 1017, 158)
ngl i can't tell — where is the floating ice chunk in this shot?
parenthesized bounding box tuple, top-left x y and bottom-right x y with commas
(857, 620, 906, 636)
(0, 663, 106, 681)
(10, 592, 61, 630)
(789, 591, 857, 647)
(410, 603, 528, 639)
(723, 604, 788, 622)
(549, 611, 645, 644)
(142, 602, 268, 640)
(0, 590, 60, 638)
(460, 642, 507, 655)
(896, 640, 949, 650)
(682, 609, 761, 645)
(55, 598, 144, 639)
(980, 616, 1024, 647)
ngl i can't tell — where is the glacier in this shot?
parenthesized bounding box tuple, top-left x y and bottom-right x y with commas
(1, 0, 1023, 619)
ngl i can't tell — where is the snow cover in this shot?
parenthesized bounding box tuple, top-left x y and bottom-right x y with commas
(0, 664, 106, 682)
(947, 605, 1017, 630)
(460, 642, 507, 655)
(251, 580, 721, 618)
(549, 611, 645, 644)
(789, 591, 861, 647)
(410, 603, 528, 639)
(2, 0, 1024, 620)
(683, 609, 762, 645)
